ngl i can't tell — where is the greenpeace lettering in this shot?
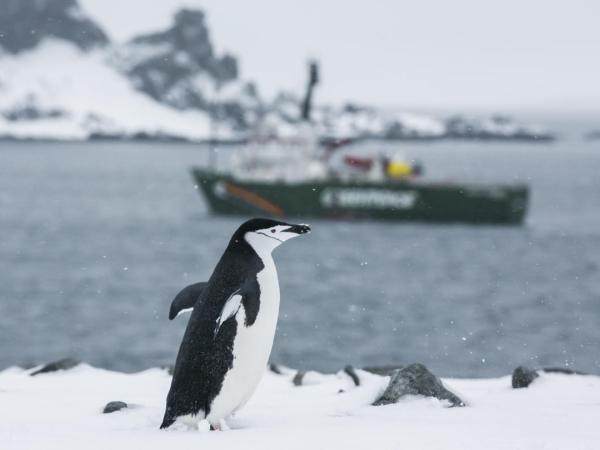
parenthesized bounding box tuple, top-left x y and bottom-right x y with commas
(321, 188, 418, 210)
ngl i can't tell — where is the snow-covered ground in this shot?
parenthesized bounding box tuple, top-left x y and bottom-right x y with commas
(0, 41, 218, 140)
(1, 364, 599, 450)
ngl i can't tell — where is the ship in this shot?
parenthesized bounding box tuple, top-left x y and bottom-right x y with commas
(192, 61, 529, 225)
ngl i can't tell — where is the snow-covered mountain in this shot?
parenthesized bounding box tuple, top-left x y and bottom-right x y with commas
(0, 0, 246, 140)
(111, 9, 261, 131)
(0, 0, 554, 141)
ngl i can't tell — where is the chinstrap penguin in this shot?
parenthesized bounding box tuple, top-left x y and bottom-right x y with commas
(160, 218, 310, 430)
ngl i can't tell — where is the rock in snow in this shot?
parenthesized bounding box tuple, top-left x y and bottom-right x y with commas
(102, 401, 128, 414)
(511, 366, 540, 388)
(30, 358, 80, 376)
(373, 363, 465, 407)
(542, 367, 587, 375)
(512, 365, 588, 389)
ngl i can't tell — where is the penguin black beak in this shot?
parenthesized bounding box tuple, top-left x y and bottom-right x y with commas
(285, 223, 311, 235)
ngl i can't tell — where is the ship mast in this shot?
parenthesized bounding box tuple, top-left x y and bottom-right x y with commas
(300, 60, 320, 122)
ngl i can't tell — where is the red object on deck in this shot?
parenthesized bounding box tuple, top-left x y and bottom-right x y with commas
(344, 156, 373, 170)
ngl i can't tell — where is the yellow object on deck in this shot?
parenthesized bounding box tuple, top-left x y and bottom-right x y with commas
(386, 161, 413, 178)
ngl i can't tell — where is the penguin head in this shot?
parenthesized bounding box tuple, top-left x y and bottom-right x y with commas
(238, 218, 311, 255)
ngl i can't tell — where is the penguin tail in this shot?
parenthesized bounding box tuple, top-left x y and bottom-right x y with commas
(160, 412, 176, 429)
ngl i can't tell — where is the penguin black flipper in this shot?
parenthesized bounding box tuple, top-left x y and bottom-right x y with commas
(169, 282, 208, 320)
(240, 276, 260, 327)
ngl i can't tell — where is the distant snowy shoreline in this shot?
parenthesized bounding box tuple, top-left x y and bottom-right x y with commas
(0, 125, 555, 144)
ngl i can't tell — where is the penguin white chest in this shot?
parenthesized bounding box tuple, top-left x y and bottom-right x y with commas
(207, 257, 280, 422)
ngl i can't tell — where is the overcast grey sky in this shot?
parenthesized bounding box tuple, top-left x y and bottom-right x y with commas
(81, 0, 600, 111)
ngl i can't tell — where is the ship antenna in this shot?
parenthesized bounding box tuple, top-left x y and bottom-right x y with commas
(300, 60, 320, 122)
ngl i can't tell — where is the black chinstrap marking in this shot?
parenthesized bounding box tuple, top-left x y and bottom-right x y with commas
(255, 231, 283, 243)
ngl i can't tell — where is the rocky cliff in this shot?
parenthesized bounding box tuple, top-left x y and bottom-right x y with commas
(113, 9, 259, 130)
(0, 0, 108, 53)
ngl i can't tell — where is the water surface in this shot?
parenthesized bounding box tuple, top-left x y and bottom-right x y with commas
(1, 136, 599, 376)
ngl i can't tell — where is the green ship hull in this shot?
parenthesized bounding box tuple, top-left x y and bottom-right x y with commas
(192, 168, 528, 225)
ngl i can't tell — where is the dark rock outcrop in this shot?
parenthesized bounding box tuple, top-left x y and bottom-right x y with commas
(115, 9, 258, 129)
(30, 358, 80, 376)
(373, 363, 465, 407)
(512, 366, 588, 389)
(511, 366, 539, 388)
(444, 115, 555, 142)
(3, 106, 65, 122)
(542, 367, 587, 375)
(0, 0, 108, 54)
(2, 96, 66, 122)
(103, 401, 128, 414)
(128, 9, 237, 84)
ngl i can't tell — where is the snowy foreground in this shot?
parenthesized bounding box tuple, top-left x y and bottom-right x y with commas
(1, 364, 599, 450)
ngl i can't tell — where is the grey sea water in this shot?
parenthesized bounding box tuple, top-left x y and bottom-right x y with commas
(1, 132, 599, 377)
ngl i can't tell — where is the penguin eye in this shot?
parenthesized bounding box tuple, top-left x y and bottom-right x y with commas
(270, 229, 276, 233)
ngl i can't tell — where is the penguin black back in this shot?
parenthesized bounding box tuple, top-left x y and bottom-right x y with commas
(161, 218, 310, 429)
